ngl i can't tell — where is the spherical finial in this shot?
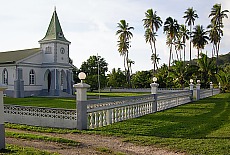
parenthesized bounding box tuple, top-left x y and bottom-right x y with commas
(190, 79, 193, 83)
(197, 80, 200, 84)
(153, 77, 157, 83)
(78, 72, 86, 82)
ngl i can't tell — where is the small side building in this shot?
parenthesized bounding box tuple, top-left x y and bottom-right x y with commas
(0, 9, 74, 98)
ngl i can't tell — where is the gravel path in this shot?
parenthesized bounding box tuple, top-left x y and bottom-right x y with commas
(6, 128, 185, 155)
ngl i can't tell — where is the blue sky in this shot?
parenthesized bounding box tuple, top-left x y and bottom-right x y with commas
(0, 0, 229, 72)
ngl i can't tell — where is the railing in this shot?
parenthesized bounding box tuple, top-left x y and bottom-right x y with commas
(4, 105, 76, 128)
(3, 88, 220, 129)
(82, 90, 192, 129)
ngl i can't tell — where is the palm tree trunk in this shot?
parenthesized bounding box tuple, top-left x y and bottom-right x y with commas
(150, 42, 156, 76)
(198, 48, 200, 59)
(153, 41, 157, 75)
(168, 43, 173, 71)
(189, 25, 192, 61)
(183, 44, 186, 67)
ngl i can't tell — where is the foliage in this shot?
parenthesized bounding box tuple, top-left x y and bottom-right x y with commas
(91, 93, 230, 155)
(197, 53, 217, 88)
(107, 68, 126, 88)
(131, 71, 152, 88)
(116, 20, 134, 87)
(183, 7, 199, 61)
(80, 55, 108, 91)
(191, 25, 209, 59)
(143, 8, 162, 75)
(216, 64, 230, 92)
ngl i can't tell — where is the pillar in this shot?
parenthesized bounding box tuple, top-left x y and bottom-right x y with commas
(210, 82, 213, 96)
(189, 82, 194, 101)
(73, 82, 90, 130)
(150, 82, 158, 112)
(0, 84, 7, 149)
(196, 80, 201, 100)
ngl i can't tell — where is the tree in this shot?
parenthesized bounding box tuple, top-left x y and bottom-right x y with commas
(107, 68, 126, 88)
(143, 9, 162, 75)
(183, 7, 199, 61)
(151, 53, 160, 70)
(209, 3, 229, 70)
(116, 20, 134, 87)
(80, 55, 108, 91)
(131, 71, 152, 88)
(163, 17, 179, 70)
(197, 53, 216, 88)
(170, 60, 198, 88)
(179, 24, 189, 63)
(191, 25, 209, 59)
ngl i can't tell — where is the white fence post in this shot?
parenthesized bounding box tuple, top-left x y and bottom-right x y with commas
(150, 77, 158, 112)
(189, 80, 194, 101)
(210, 82, 213, 96)
(0, 84, 7, 150)
(73, 72, 90, 130)
(196, 80, 201, 100)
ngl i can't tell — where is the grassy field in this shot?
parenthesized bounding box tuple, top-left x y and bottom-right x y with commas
(89, 93, 230, 155)
(3, 92, 148, 109)
(3, 93, 230, 154)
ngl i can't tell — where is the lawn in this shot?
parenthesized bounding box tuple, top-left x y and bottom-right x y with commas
(3, 92, 148, 109)
(4, 93, 230, 154)
(89, 93, 230, 155)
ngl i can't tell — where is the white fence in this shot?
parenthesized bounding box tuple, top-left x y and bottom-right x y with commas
(3, 89, 219, 129)
(4, 105, 76, 128)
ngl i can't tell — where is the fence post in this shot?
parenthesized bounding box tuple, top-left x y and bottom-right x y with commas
(210, 82, 213, 96)
(189, 79, 194, 101)
(0, 84, 7, 150)
(196, 80, 201, 100)
(73, 72, 90, 130)
(150, 77, 158, 113)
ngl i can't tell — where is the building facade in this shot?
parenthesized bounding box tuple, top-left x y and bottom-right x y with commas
(0, 10, 74, 98)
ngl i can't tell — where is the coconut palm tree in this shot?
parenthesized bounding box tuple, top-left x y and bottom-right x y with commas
(116, 20, 134, 87)
(191, 25, 209, 59)
(209, 3, 229, 70)
(183, 7, 199, 61)
(179, 24, 189, 63)
(163, 17, 179, 70)
(151, 53, 160, 70)
(143, 9, 162, 75)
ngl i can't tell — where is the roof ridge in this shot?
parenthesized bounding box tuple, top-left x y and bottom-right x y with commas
(0, 48, 40, 53)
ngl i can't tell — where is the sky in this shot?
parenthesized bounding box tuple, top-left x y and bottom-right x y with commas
(0, 0, 229, 72)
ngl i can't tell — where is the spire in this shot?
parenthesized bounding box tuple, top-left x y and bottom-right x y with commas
(39, 9, 70, 43)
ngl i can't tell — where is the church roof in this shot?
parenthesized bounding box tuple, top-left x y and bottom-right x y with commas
(0, 48, 40, 64)
(39, 9, 70, 43)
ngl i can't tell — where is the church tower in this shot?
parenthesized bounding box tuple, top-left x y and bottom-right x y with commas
(39, 8, 71, 64)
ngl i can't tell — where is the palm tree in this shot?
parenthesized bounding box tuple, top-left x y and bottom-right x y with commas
(179, 24, 189, 63)
(151, 53, 160, 70)
(183, 7, 199, 61)
(197, 53, 216, 88)
(207, 23, 221, 58)
(127, 59, 135, 75)
(116, 20, 134, 87)
(163, 17, 179, 70)
(209, 3, 229, 70)
(191, 25, 209, 59)
(143, 9, 162, 75)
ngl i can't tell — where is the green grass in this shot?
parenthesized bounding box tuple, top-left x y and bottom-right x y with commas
(88, 93, 230, 155)
(4, 92, 147, 109)
(87, 92, 149, 98)
(4, 93, 230, 154)
(0, 144, 58, 155)
(4, 97, 76, 109)
(6, 132, 80, 146)
(96, 147, 126, 155)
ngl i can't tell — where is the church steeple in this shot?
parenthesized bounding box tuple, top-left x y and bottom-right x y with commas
(39, 9, 70, 43)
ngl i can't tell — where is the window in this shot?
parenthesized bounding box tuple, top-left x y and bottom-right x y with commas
(3, 69, 8, 85)
(45, 46, 52, 54)
(29, 70, 35, 85)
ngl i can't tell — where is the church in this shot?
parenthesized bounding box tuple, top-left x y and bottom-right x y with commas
(0, 9, 74, 98)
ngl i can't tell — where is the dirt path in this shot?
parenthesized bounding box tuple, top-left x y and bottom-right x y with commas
(6, 128, 185, 155)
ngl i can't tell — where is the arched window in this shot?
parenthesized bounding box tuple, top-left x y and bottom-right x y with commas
(61, 73, 64, 86)
(29, 70, 35, 85)
(3, 69, 8, 85)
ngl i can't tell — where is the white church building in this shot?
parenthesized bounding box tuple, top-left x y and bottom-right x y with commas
(0, 9, 74, 98)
